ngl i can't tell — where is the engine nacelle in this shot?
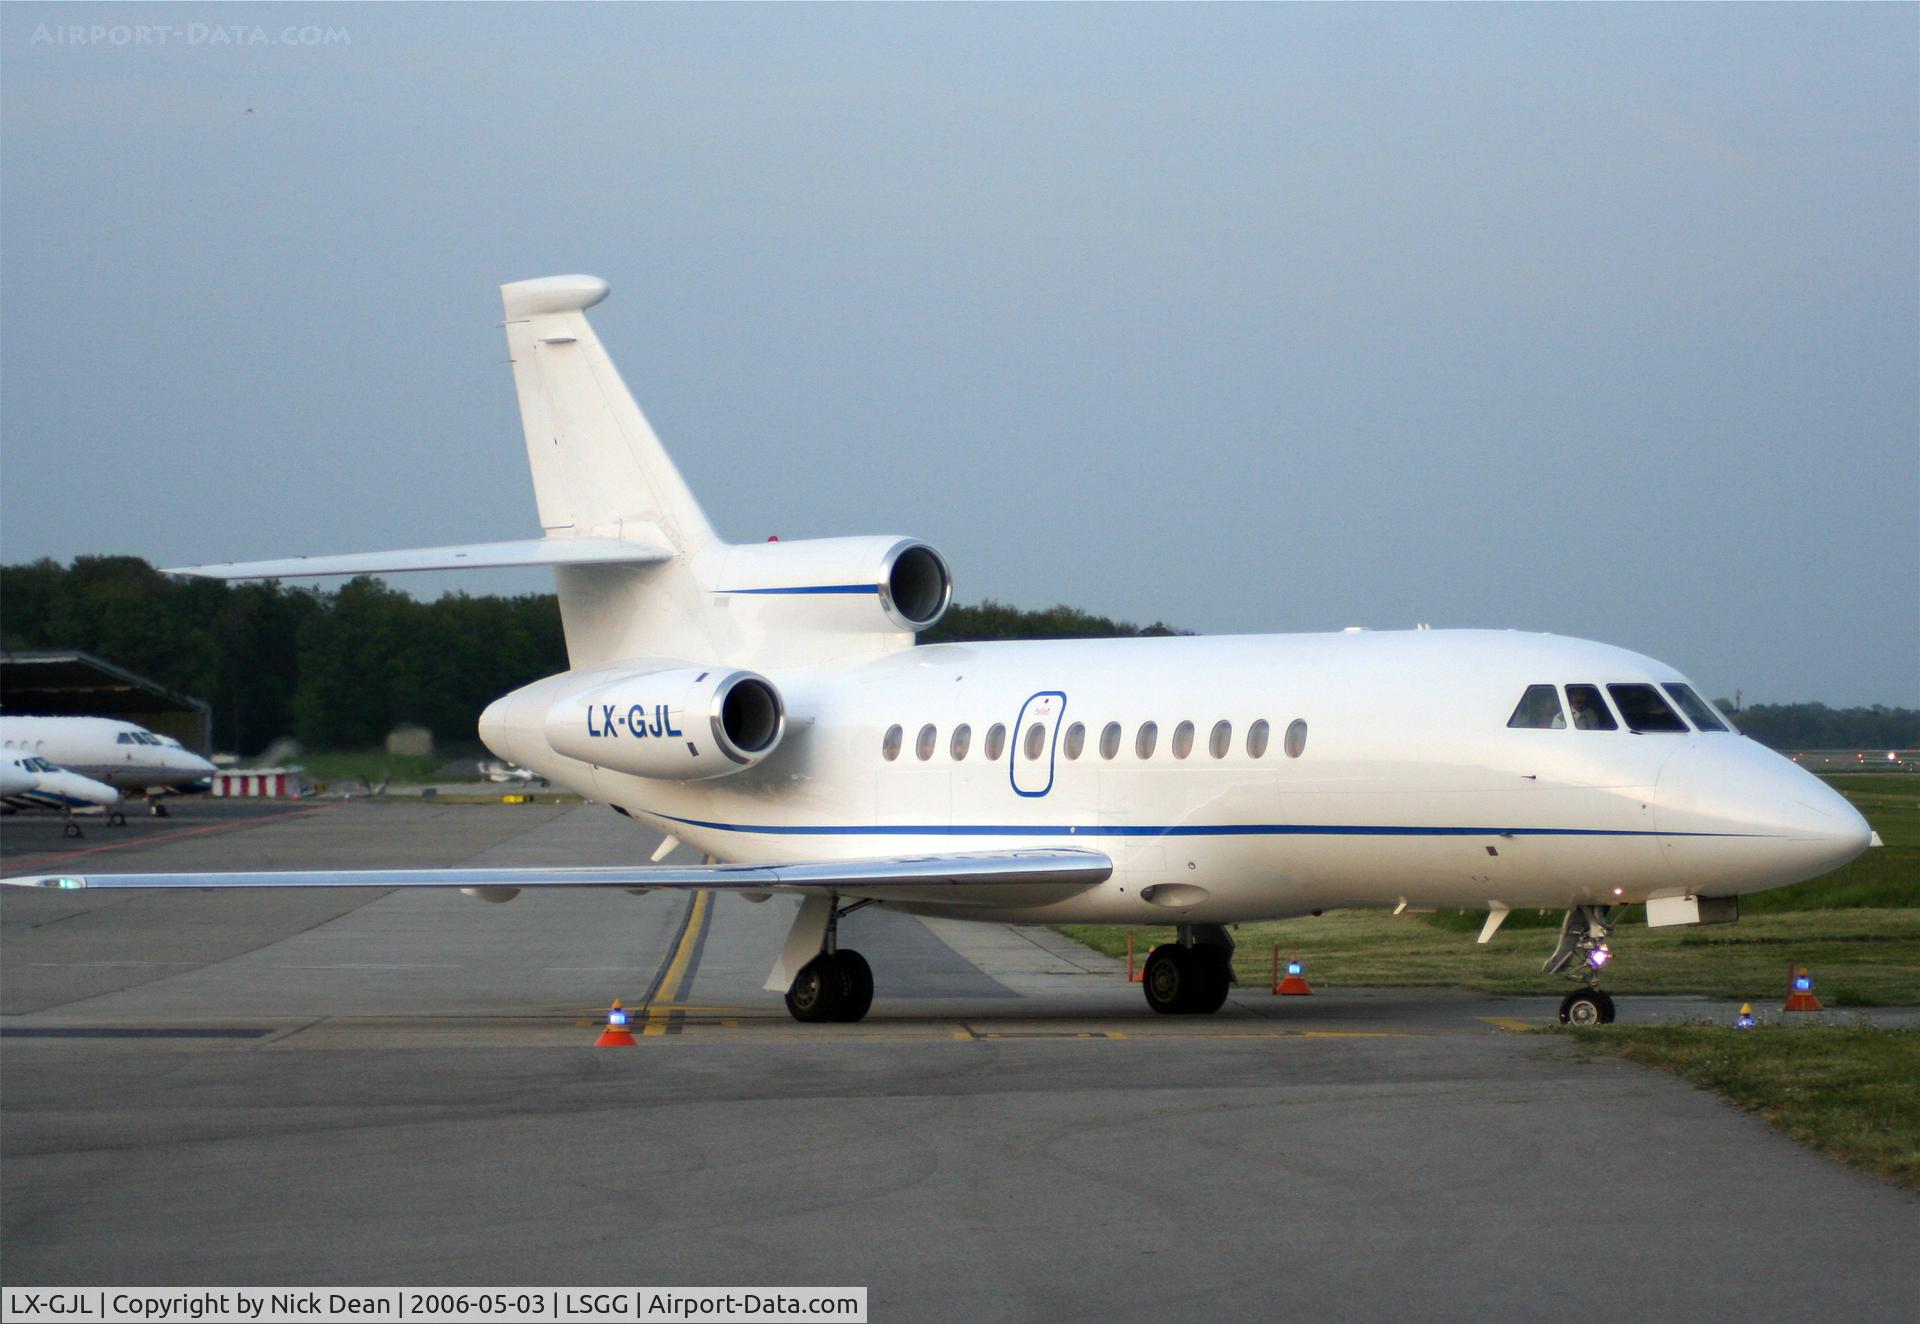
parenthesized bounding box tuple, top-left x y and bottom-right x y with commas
(700, 536, 952, 635)
(543, 666, 784, 780)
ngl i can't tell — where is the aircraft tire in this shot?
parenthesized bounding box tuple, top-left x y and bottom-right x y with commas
(64, 822, 82, 838)
(109, 811, 127, 827)
(1189, 946, 1233, 1014)
(785, 957, 844, 1023)
(830, 950, 874, 1023)
(1143, 945, 1197, 1014)
(1558, 988, 1615, 1026)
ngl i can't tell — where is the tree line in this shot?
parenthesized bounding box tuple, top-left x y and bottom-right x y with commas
(2, 556, 1911, 755)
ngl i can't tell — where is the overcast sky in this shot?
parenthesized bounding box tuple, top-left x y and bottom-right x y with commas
(3, 4, 1915, 706)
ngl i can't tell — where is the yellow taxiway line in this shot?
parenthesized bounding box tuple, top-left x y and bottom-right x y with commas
(642, 891, 711, 1037)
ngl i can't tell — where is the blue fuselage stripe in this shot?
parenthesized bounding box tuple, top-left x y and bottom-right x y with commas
(714, 584, 877, 596)
(649, 813, 1749, 840)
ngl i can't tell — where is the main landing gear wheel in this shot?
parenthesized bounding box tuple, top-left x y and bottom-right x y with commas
(784, 950, 874, 1024)
(108, 811, 126, 827)
(1143, 945, 1232, 1015)
(63, 821, 82, 839)
(1559, 988, 1616, 1026)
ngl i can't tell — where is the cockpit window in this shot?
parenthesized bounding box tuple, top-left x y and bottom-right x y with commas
(1507, 684, 1566, 730)
(1661, 684, 1728, 733)
(1607, 684, 1688, 733)
(117, 733, 135, 744)
(1565, 685, 1618, 730)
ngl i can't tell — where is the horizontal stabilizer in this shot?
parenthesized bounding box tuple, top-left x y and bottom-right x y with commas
(2, 848, 1113, 901)
(163, 537, 672, 580)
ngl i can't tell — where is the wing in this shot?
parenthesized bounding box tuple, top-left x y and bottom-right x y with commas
(163, 537, 671, 580)
(2, 848, 1112, 907)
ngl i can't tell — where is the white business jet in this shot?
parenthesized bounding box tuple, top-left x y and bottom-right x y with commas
(1, 752, 124, 836)
(2, 275, 1873, 1026)
(0, 716, 215, 815)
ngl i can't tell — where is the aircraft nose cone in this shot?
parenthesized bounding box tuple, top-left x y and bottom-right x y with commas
(1656, 740, 1873, 892)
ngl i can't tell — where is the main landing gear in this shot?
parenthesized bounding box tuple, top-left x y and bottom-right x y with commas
(1142, 924, 1236, 1015)
(781, 896, 876, 1024)
(1545, 904, 1619, 1025)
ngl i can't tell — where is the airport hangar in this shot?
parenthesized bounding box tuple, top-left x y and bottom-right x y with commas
(0, 649, 212, 753)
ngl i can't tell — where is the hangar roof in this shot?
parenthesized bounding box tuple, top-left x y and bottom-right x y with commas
(1, 650, 212, 751)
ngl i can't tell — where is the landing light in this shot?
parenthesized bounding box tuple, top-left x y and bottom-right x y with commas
(1586, 946, 1612, 971)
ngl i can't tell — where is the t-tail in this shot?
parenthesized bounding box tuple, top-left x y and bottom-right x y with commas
(166, 275, 954, 673)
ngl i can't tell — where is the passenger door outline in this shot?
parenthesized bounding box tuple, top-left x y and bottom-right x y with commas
(1009, 690, 1067, 798)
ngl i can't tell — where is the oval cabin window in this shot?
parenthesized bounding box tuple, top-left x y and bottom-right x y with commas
(985, 723, 1007, 761)
(950, 724, 972, 760)
(1063, 722, 1086, 760)
(1284, 718, 1308, 759)
(1209, 720, 1232, 759)
(882, 725, 903, 761)
(1171, 721, 1195, 759)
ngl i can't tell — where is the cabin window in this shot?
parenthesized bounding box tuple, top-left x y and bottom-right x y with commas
(882, 724, 903, 761)
(1210, 720, 1232, 759)
(1171, 721, 1195, 759)
(1607, 684, 1688, 733)
(1284, 718, 1308, 758)
(1135, 722, 1158, 759)
(950, 724, 972, 760)
(1099, 722, 1122, 760)
(1566, 685, 1617, 730)
(1023, 723, 1047, 760)
(1507, 684, 1566, 730)
(1662, 684, 1728, 733)
(916, 724, 937, 761)
(985, 723, 1007, 761)
(1247, 719, 1270, 758)
(1063, 722, 1086, 760)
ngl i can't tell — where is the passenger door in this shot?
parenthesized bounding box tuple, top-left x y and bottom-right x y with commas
(1009, 690, 1067, 798)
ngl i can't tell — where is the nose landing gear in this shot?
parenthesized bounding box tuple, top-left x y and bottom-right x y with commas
(1545, 904, 1619, 1025)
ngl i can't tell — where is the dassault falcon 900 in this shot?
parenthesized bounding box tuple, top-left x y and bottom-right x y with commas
(4, 275, 1875, 1025)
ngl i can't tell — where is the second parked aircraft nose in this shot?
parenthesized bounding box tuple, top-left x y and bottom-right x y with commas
(1655, 740, 1873, 893)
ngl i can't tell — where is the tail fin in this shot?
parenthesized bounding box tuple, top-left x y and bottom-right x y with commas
(501, 276, 716, 554)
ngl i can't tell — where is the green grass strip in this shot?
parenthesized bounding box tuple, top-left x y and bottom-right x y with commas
(1556, 1025, 1920, 1189)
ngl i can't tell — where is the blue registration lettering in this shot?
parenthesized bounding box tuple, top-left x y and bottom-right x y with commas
(628, 704, 647, 738)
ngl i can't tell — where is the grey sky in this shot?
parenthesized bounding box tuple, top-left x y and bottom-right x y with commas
(3, 3, 1915, 706)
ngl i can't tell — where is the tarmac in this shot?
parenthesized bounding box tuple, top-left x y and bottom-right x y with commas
(2, 798, 1915, 1320)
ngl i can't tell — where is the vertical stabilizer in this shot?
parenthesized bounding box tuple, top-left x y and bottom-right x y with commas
(501, 276, 716, 554)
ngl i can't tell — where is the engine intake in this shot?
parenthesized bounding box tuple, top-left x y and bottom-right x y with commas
(880, 542, 952, 630)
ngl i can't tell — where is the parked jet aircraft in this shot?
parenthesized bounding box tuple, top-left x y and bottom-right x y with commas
(2, 275, 1875, 1025)
(0, 716, 215, 815)
(0, 752, 124, 836)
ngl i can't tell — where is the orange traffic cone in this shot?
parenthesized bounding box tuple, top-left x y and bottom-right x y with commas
(595, 998, 637, 1046)
(1782, 964, 1823, 1013)
(1273, 949, 1313, 996)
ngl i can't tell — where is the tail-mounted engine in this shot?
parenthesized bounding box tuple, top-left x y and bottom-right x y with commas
(698, 536, 952, 640)
(541, 666, 785, 780)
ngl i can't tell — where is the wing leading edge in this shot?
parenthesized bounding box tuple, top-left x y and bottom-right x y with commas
(163, 537, 672, 580)
(2, 848, 1112, 906)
